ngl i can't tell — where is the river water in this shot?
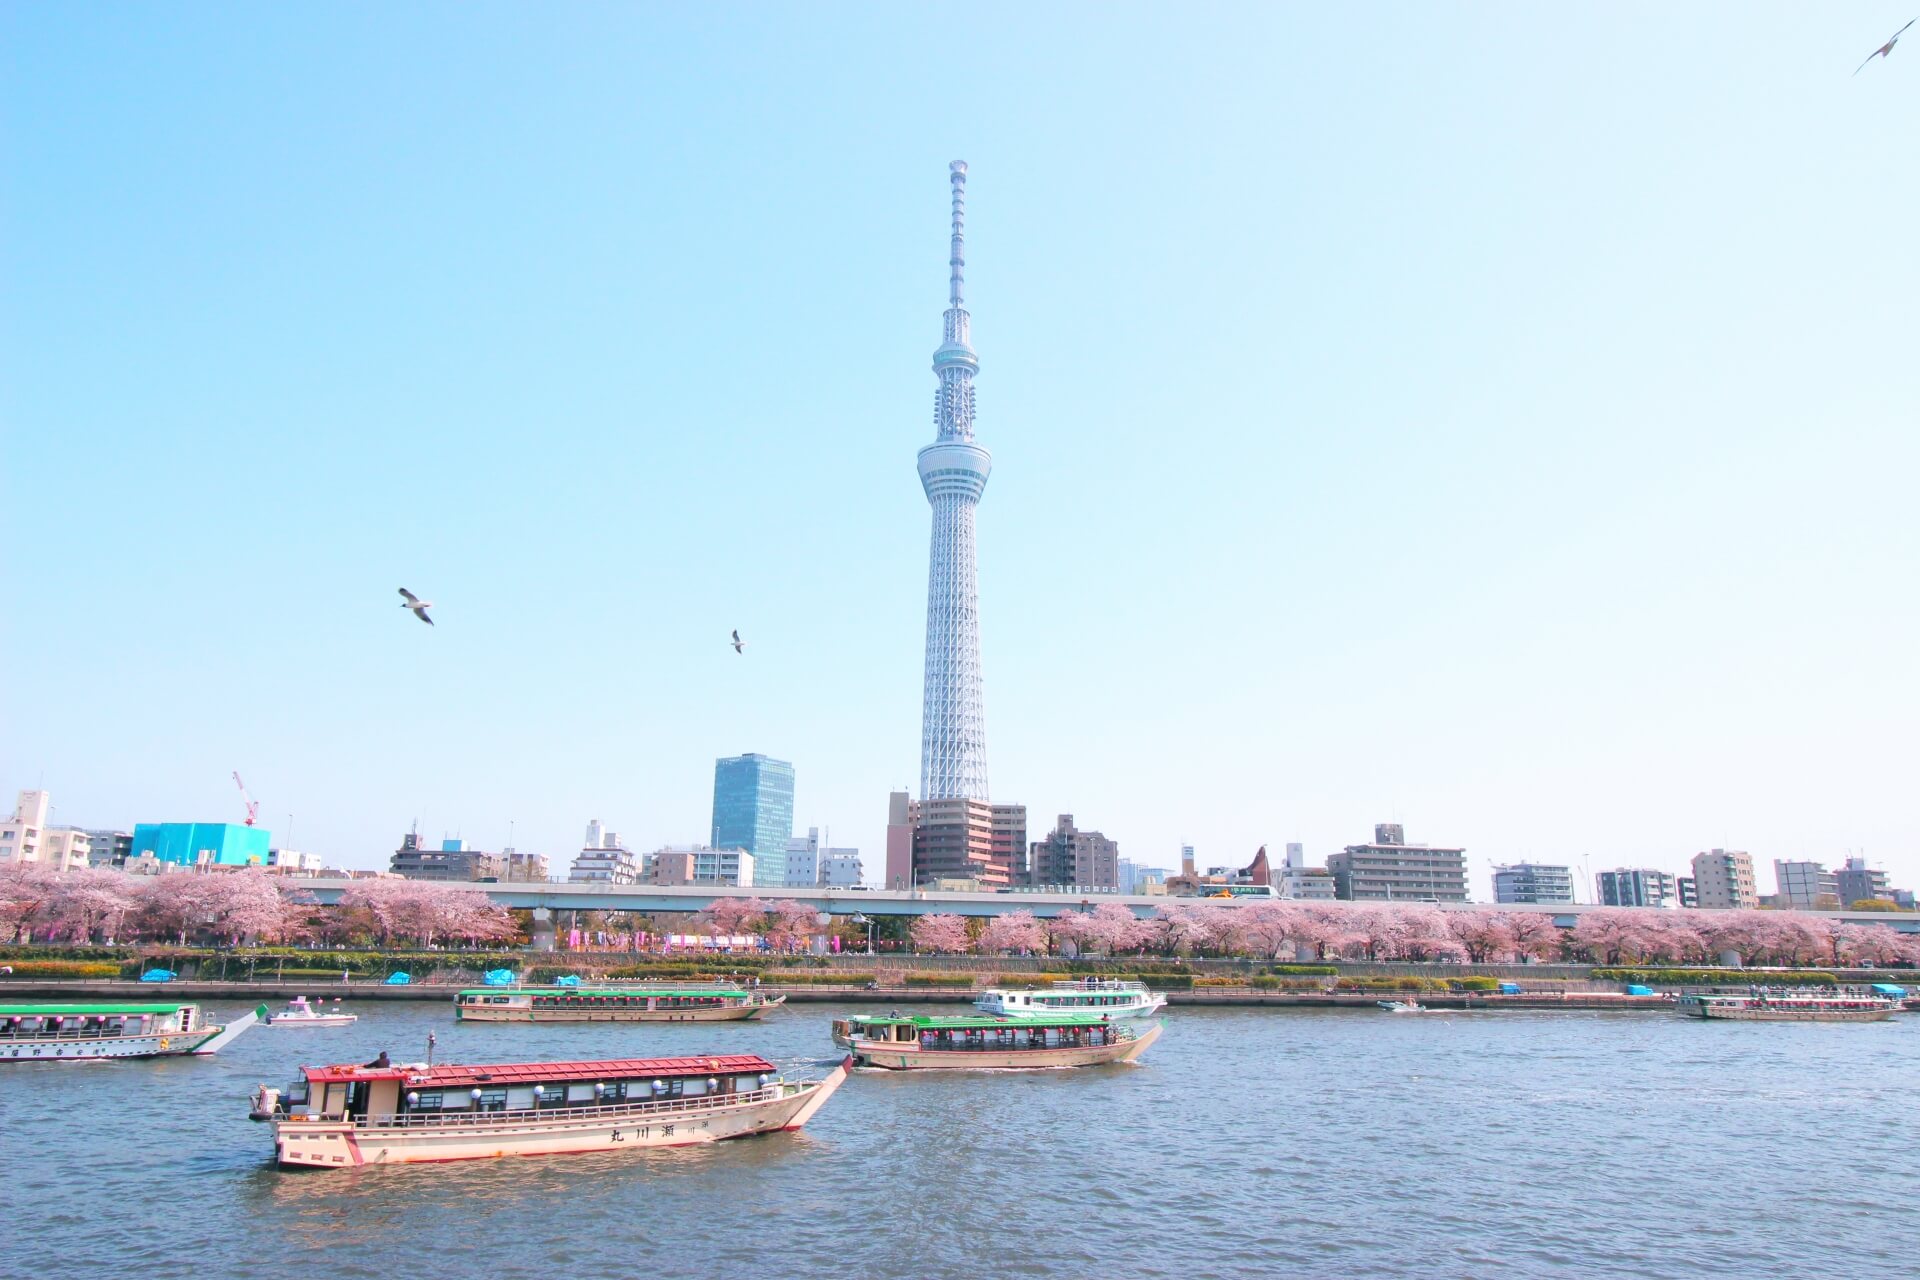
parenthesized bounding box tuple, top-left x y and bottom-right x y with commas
(3, 1000, 1913, 1279)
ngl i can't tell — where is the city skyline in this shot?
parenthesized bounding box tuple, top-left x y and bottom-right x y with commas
(3, 7, 1916, 894)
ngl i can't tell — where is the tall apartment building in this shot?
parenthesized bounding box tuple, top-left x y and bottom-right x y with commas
(569, 819, 639, 885)
(1676, 876, 1699, 908)
(711, 754, 795, 889)
(1595, 868, 1679, 909)
(1832, 856, 1890, 907)
(884, 790, 914, 891)
(1328, 823, 1468, 903)
(1492, 863, 1575, 906)
(1028, 814, 1120, 891)
(1689, 849, 1758, 910)
(992, 804, 1028, 886)
(910, 797, 1002, 888)
(1772, 859, 1839, 910)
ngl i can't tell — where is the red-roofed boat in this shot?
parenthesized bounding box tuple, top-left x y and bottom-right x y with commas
(248, 1051, 850, 1168)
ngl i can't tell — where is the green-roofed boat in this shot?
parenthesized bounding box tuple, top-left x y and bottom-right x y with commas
(831, 1012, 1163, 1070)
(1, 1001, 265, 1062)
(454, 986, 785, 1023)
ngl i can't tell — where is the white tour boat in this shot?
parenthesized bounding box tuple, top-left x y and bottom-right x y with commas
(973, 977, 1167, 1020)
(454, 985, 785, 1023)
(833, 1012, 1163, 1070)
(250, 1050, 850, 1167)
(2, 1001, 264, 1061)
(1676, 990, 1899, 1023)
(266, 996, 358, 1027)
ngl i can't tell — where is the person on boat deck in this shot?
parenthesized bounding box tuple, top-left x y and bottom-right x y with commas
(363, 1050, 391, 1069)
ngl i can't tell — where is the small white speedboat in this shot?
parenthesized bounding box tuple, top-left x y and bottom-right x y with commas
(265, 996, 357, 1027)
(1376, 1000, 1427, 1014)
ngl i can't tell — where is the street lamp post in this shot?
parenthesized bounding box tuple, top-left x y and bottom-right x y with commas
(850, 913, 874, 956)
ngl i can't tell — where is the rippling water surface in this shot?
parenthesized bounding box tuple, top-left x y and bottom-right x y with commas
(4, 1001, 1914, 1279)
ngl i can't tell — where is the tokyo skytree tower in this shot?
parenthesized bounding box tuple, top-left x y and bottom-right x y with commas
(917, 160, 992, 802)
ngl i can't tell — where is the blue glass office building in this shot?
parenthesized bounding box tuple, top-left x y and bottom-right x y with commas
(132, 822, 273, 867)
(710, 753, 794, 889)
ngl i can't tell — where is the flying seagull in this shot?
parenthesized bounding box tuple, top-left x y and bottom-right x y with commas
(398, 588, 434, 626)
(731, 629, 745, 654)
(1856, 18, 1915, 74)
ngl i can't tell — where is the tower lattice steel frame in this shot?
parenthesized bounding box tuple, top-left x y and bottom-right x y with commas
(917, 161, 992, 802)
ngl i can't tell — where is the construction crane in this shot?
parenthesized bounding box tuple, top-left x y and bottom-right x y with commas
(232, 772, 260, 827)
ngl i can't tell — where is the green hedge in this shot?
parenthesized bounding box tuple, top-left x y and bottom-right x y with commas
(0, 945, 131, 962)
(903, 973, 975, 987)
(760, 971, 876, 985)
(1267, 964, 1338, 976)
(1449, 976, 1501, 992)
(0, 960, 126, 978)
(1595, 967, 1838, 986)
(1335, 976, 1443, 992)
(1246, 976, 1331, 991)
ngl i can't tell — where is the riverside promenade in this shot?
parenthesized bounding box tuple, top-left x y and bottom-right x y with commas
(0, 977, 1678, 1010)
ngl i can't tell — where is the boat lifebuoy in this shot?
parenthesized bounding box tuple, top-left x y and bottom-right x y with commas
(159, 1038, 171, 1050)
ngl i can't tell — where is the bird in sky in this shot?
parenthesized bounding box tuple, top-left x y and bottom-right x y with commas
(398, 588, 434, 626)
(731, 628, 745, 653)
(1856, 19, 1915, 74)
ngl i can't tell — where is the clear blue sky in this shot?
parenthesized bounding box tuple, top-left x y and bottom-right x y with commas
(4, 4, 1916, 897)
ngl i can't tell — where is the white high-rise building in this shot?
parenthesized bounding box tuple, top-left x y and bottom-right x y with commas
(918, 161, 992, 804)
(570, 819, 637, 885)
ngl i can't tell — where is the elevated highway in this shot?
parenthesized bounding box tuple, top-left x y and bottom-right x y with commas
(282, 879, 1920, 932)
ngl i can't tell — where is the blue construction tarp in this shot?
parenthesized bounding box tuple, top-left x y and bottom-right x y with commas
(553, 974, 581, 987)
(139, 969, 175, 982)
(1497, 982, 1523, 994)
(1625, 984, 1656, 996)
(482, 969, 517, 987)
(385, 972, 411, 985)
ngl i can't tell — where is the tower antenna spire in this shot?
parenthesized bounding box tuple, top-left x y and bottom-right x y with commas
(948, 160, 967, 308)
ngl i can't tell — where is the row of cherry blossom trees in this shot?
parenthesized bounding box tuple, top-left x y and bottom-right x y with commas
(695, 898, 827, 952)
(899, 900, 1920, 967)
(5, 861, 1914, 966)
(0, 863, 517, 947)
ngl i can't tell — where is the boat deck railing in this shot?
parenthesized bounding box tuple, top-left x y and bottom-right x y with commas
(290, 1084, 796, 1130)
(1048, 979, 1152, 993)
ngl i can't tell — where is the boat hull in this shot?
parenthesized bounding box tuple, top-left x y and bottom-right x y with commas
(848, 1020, 1162, 1070)
(269, 1061, 849, 1168)
(1679, 1003, 1895, 1023)
(2, 1028, 226, 1061)
(455, 998, 782, 1024)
